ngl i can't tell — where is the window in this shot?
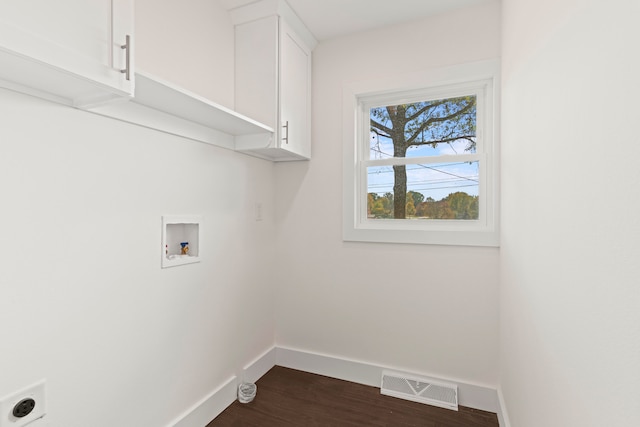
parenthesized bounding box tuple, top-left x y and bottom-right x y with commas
(343, 60, 499, 246)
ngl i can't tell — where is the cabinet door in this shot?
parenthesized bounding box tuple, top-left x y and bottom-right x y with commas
(0, 0, 134, 106)
(279, 20, 311, 159)
(235, 16, 279, 130)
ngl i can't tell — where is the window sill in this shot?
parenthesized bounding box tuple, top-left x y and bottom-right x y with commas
(343, 226, 499, 247)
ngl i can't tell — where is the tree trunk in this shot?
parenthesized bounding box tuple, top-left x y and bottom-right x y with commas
(393, 164, 406, 219)
(390, 107, 407, 219)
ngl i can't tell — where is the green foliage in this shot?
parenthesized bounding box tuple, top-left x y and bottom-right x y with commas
(368, 191, 478, 220)
(407, 191, 424, 207)
(446, 191, 479, 219)
(415, 192, 478, 220)
(405, 194, 416, 216)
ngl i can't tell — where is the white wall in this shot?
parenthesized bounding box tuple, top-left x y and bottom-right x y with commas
(136, 0, 236, 108)
(274, 1, 502, 387)
(500, 0, 640, 425)
(0, 2, 275, 426)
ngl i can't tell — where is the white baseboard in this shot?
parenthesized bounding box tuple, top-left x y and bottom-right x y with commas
(276, 346, 382, 387)
(497, 386, 511, 427)
(274, 346, 500, 414)
(182, 346, 506, 425)
(242, 346, 277, 384)
(169, 376, 237, 427)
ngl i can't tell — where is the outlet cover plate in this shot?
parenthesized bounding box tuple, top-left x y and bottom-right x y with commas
(0, 380, 46, 427)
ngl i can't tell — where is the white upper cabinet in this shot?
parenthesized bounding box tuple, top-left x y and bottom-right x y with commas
(232, 0, 317, 161)
(0, 0, 134, 107)
(279, 20, 312, 158)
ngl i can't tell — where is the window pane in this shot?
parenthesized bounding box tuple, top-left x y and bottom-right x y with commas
(370, 95, 477, 160)
(367, 161, 479, 220)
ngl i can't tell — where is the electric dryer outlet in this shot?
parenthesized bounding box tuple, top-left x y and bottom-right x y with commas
(0, 380, 46, 427)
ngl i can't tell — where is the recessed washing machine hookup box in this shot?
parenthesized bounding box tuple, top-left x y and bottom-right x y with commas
(162, 215, 201, 268)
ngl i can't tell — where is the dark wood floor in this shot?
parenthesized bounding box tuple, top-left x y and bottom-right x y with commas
(207, 366, 499, 426)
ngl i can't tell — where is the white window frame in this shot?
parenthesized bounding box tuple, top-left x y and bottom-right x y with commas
(342, 59, 500, 246)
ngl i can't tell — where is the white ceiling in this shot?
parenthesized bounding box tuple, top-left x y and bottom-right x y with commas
(220, 0, 497, 41)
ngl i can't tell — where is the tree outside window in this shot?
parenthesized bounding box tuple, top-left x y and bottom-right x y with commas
(367, 95, 479, 220)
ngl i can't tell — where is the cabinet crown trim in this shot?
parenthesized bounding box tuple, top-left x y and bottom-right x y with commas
(229, 0, 317, 50)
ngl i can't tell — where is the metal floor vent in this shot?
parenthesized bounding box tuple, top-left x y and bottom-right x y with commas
(381, 370, 458, 411)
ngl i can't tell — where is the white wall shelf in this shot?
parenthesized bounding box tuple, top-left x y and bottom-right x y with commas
(0, 3, 294, 162)
(162, 215, 202, 268)
(87, 70, 274, 152)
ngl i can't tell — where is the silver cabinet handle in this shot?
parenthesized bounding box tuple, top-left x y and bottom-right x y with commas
(120, 35, 131, 81)
(282, 121, 289, 144)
